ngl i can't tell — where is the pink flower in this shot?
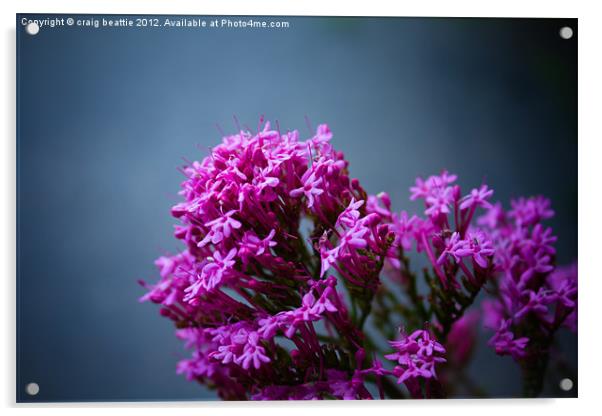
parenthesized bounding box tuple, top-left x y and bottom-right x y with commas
(235, 332, 271, 369)
(319, 216, 374, 277)
(253, 170, 280, 199)
(290, 171, 324, 208)
(183, 248, 237, 300)
(477, 201, 506, 229)
(385, 329, 446, 384)
(144, 119, 575, 400)
(239, 229, 277, 261)
(327, 370, 365, 400)
(310, 286, 338, 315)
(409, 177, 431, 201)
(335, 198, 364, 229)
(198, 210, 242, 247)
(460, 185, 494, 210)
(548, 263, 578, 311)
(521, 224, 557, 256)
(465, 229, 495, 268)
(410, 170, 457, 201)
(209, 325, 250, 365)
(513, 288, 554, 321)
(488, 320, 529, 360)
(319, 242, 339, 278)
(313, 124, 333, 143)
(391, 211, 418, 251)
(509, 196, 554, 226)
(425, 186, 453, 218)
(518, 247, 554, 288)
(257, 315, 281, 340)
(482, 298, 504, 330)
(436, 232, 472, 265)
(216, 157, 248, 182)
(176, 351, 217, 380)
(366, 192, 392, 218)
(338, 222, 370, 253)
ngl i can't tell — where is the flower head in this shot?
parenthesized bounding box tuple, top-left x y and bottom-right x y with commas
(183, 248, 237, 301)
(425, 186, 453, 218)
(336, 198, 364, 229)
(488, 320, 529, 360)
(142, 121, 575, 400)
(290, 170, 324, 208)
(385, 329, 446, 384)
(460, 185, 494, 211)
(509, 196, 554, 227)
(436, 232, 472, 265)
(198, 210, 242, 247)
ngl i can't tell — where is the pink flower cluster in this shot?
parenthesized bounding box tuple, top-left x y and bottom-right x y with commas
(141, 121, 576, 399)
(141, 121, 417, 400)
(374, 171, 497, 298)
(479, 197, 577, 361)
(385, 329, 446, 385)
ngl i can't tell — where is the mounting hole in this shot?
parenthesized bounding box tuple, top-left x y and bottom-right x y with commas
(25, 22, 40, 36)
(559, 26, 573, 40)
(25, 382, 39, 396)
(559, 378, 573, 391)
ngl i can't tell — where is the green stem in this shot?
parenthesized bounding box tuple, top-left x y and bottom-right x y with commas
(521, 350, 550, 397)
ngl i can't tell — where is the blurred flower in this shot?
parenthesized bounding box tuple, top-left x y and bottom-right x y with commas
(477, 196, 577, 365)
(488, 320, 529, 360)
(446, 311, 479, 367)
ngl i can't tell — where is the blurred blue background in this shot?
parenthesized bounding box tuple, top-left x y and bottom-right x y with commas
(17, 15, 577, 402)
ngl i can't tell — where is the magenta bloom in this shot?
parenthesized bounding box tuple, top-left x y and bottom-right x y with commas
(236, 332, 271, 370)
(239, 229, 277, 263)
(465, 229, 495, 268)
(385, 329, 446, 384)
(290, 170, 324, 208)
(142, 121, 404, 399)
(509, 195, 554, 226)
(477, 196, 577, 368)
(460, 185, 494, 211)
(488, 320, 529, 360)
(410, 170, 457, 201)
(391, 211, 418, 251)
(425, 186, 453, 218)
(437, 232, 472, 265)
(198, 210, 242, 247)
(141, 122, 575, 400)
(336, 198, 364, 229)
(477, 201, 506, 229)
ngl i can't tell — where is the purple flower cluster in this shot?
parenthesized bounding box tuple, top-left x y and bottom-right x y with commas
(141, 122, 407, 400)
(377, 171, 496, 298)
(142, 121, 576, 399)
(479, 196, 577, 362)
(385, 329, 446, 386)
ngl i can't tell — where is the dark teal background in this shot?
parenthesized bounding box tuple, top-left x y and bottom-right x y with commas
(17, 15, 577, 402)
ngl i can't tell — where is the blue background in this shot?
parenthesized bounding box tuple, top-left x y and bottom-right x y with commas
(17, 15, 577, 402)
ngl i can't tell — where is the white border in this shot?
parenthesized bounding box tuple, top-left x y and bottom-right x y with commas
(2, 1, 601, 415)
(2, 0, 583, 17)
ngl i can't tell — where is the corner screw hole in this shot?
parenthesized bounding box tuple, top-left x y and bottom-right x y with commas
(559, 378, 573, 391)
(25, 382, 39, 396)
(559, 26, 573, 40)
(25, 22, 40, 36)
